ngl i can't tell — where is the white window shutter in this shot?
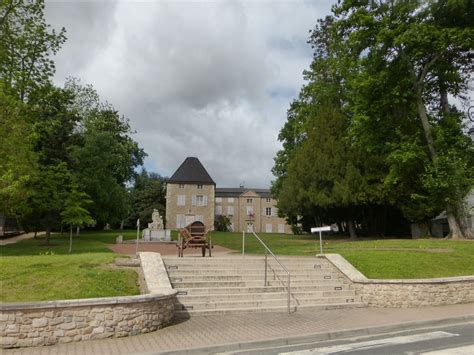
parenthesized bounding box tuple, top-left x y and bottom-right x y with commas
(192, 195, 196, 206)
(273, 207, 278, 216)
(203, 195, 208, 206)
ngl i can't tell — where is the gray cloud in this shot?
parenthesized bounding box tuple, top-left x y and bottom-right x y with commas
(45, 0, 333, 188)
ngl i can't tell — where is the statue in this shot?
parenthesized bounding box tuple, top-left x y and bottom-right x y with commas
(142, 208, 170, 241)
(149, 209, 164, 230)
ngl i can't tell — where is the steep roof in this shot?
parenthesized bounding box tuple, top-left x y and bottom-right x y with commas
(216, 187, 272, 199)
(168, 157, 215, 185)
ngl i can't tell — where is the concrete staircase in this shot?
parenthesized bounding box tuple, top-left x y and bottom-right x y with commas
(162, 256, 366, 316)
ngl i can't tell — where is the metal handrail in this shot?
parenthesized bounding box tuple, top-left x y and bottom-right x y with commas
(242, 231, 292, 314)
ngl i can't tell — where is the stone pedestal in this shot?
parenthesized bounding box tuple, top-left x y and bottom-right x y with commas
(142, 229, 171, 241)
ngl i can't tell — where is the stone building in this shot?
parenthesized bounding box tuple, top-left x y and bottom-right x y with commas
(165, 157, 216, 230)
(215, 188, 292, 233)
(165, 157, 291, 233)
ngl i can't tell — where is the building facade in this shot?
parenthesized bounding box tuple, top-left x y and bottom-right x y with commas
(215, 188, 292, 233)
(165, 157, 292, 233)
(165, 157, 216, 230)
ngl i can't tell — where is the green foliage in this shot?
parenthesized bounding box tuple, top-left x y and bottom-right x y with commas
(61, 185, 95, 227)
(214, 215, 232, 232)
(273, 0, 474, 237)
(0, 84, 37, 215)
(0, 0, 66, 101)
(127, 169, 167, 227)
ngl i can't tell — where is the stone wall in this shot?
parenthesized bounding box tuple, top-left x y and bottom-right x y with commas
(324, 254, 474, 308)
(0, 252, 176, 348)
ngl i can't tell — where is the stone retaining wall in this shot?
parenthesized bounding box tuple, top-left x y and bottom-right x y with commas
(0, 252, 176, 348)
(324, 254, 474, 308)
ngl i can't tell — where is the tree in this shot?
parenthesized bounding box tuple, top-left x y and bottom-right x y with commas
(334, 0, 473, 238)
(273, 0, 473, 238)
(214, 215, 231, 232)
(128, 169, 167, 227)
(0, 0, 66, 101)
(0, 83, 37, 216)
(61, 185, 94, 252)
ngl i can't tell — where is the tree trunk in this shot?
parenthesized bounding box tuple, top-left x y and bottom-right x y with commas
(446, 209, 465, 239)
(44, 227, 51, 245)
(76, 226, 79, 236)
(120, 220, 124, 230)
(347, 220, 357, 239)
(415, 88, 438, 161)
(439, 86, 466, 239)
(69, 225, 73, 252)
(33, 231, 37, 239)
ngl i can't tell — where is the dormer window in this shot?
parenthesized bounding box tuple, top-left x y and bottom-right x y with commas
(197, 184, 203, 189)
(179, 184, 185, 189)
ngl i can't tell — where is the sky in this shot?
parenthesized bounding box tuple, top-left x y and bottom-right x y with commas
(44, 0, 334, 188)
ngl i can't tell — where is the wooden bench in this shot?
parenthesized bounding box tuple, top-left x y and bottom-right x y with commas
(177, 221, 213, 257)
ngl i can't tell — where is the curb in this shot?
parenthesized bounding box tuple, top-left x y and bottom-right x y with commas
(154, 314, 474, 354)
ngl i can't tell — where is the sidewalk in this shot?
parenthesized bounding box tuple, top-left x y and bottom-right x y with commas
(0, 232, 41, 246)
(4, 303, 474, 354)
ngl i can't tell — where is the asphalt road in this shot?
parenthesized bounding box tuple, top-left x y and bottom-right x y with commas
(222, 322, 474, 355)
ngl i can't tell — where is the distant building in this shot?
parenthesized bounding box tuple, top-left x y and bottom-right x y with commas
(165, 157, 292, 233)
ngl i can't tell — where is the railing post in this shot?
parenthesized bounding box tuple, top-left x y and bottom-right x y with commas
(264, 250, 268, 286)
(287, 273, 291, 314)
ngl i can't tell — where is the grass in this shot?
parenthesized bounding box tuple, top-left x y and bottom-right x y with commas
(0, 230, 140, 303)
(209, 231, 474, 279)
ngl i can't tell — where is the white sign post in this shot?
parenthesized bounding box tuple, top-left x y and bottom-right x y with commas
(311, 226, 331, 255)
(135, 219, 140, 256)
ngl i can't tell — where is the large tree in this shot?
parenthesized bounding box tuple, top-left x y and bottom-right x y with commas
(0, 0, 66, 101)
(273, 0, 473, 238)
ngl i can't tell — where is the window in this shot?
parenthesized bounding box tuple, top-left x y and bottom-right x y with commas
(216, 197, 222, 203)
(266, 198, 271, 203)
(265, 207, 272, 216)
(247, 223, 254, 232)
(227, 206, 234, 216)
(215, 206, 222, 215)
(179, 184, 185, 189)
(247, 198, 253, 204)
(176, 214, 185, 228)
(177, 195, 186, 206)
(197, 184, 203, 189)
(192, 195, 207, 206)
(266, 224, 272, 233)
(228, 197, 234, 203)
(246, 206, 254, 216)
(278, 224, 285, 233)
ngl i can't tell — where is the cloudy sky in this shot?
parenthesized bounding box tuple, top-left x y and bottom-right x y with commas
(45, 0, 333, 188)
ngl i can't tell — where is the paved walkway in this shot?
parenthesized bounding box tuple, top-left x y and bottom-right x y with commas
(4, 303, 474, 354)
(0, 232, 42, 246)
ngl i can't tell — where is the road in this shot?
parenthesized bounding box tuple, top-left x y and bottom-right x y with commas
(219, 322, 474, 355)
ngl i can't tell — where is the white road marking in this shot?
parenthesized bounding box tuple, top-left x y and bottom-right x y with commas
(419, 344, 474, 354)
(279, 331, 459, 354)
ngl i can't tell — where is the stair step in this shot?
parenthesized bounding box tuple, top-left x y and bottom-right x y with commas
(171, 279, 349, 288)
(176, 290, 357, 302)
(174, 302, 366, 316)
(169, 274, 344, 282)
(175, 296, 361, 310)
(173, 285, 354, 295)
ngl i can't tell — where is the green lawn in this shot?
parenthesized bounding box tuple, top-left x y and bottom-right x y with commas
(0, 230, 140, 303)
(210, 232, 474, 279)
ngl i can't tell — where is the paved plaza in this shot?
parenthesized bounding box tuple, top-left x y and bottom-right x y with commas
(4, 303, 474, 354)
